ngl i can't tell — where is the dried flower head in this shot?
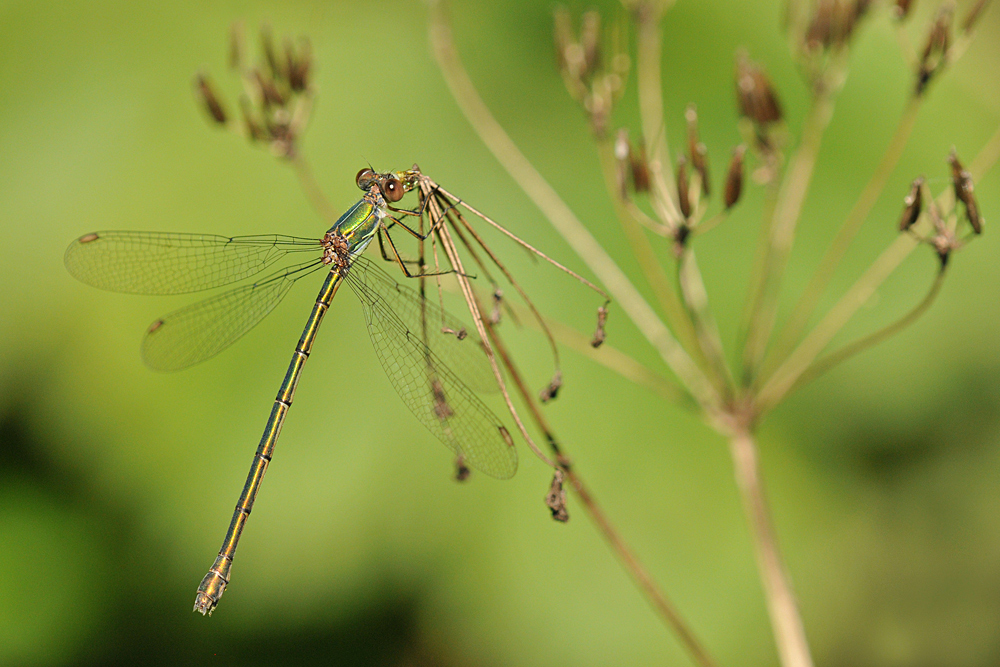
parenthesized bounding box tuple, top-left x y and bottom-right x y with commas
(614, 129, 650, 197)
(554, 7, 630, 136)
(736, 53, 783, 126)
(199, 24, 316, 158)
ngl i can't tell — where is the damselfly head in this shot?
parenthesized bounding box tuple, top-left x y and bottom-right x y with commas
(355, 168, 419, 203)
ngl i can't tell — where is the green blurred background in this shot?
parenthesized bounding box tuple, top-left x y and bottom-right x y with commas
(2, 0, 999, 665)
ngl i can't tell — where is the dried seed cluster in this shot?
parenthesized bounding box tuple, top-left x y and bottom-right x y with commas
(898, 149, 983, 266)
(554, 8, 630, 137)
(195, 23, 314, 158)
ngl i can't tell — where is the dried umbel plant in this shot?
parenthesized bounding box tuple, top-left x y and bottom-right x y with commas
(428, 0, 997, 665)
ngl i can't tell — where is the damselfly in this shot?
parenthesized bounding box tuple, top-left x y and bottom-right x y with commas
(66, 167, 533, 615)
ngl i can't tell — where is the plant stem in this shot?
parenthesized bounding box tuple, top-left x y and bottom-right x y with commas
(288, 152, 340, 226)
(759, 116, 1000, 410)
(729, 429, 814, 667)
(768, 97, 921, 372)
(427, 0, 720, 412)
(595, 139, 716, 387)
(969, 120, 1000, 181)
(480, 309, 719, 667)
(634, 1, 682, 226)
(565, 468, 720, 667)
(756, 232, 920, 411)
(678, 249, 735, 398)
(790, 265, 946, 391)
(743, 85, 838, 384)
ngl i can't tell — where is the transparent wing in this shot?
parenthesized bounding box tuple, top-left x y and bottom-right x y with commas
(142, 260, 325, 371)
(65, 231, 322, 295)
(348, 257, 498, 394)
(346, 257, 517, 479)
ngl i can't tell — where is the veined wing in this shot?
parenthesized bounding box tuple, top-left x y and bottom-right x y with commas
(347, 256, 499, 394)
(345, 257, 517, 479)
(142, 259, 326, 371)
(65, 231, 322, 295)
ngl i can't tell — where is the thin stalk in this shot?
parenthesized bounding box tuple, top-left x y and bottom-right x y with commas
(565, 468, 719, 667)
(536, 311, 695, 407)
(756, 232, 920, 411)
(759, 117, 1000, 410)
(729, 429, 814, 667)
(790, 266, 946, 391)
(595, 139, 714, 384)
(678, 249, 736, 398)
(969, 120, 1000, 181)
(428, 0, 720, 412)
(690, 210, 729, 238)
(769, 97, 921, 370)
(634, 1, 682, 226)
(288, 152, 341, 227)
(480, 308, 719, 667)
(738, 169, 782, 370)
(743, 85, 839, 383)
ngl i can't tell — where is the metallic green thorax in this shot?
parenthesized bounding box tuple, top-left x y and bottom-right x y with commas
(324, 169, 419, 265)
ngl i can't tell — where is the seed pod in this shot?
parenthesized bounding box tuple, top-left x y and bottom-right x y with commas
(805, 0, 864, 50)
(898, 176, 924, 232)
(677, 155, 691, 219)
(630, 141, 650, 194)
(239, 95, 265, 142)
(917, 7, 952, 95)
(724, 145, 746, 209)
(949, 150, 982, 234)
(736, 54, 783, 126)
(254, 69, 285, 107)
(553, 7, 575, 73)
(686, 105, 699, 154)
(195, 74, 228, 124)
(260, 24, 282, 82)
(693, 143, 710, 197)
(614, 129, 630, 198)
(686, 105, 710, 196)
(290, 38, 312, 92)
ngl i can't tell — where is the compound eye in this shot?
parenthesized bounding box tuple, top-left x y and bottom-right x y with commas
(383, 177, 404, 203)
(356, 168, 376, 190)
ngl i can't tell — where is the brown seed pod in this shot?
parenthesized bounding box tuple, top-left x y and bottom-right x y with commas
(724, 145, 747, 209)
(898, 176, 924, 232)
